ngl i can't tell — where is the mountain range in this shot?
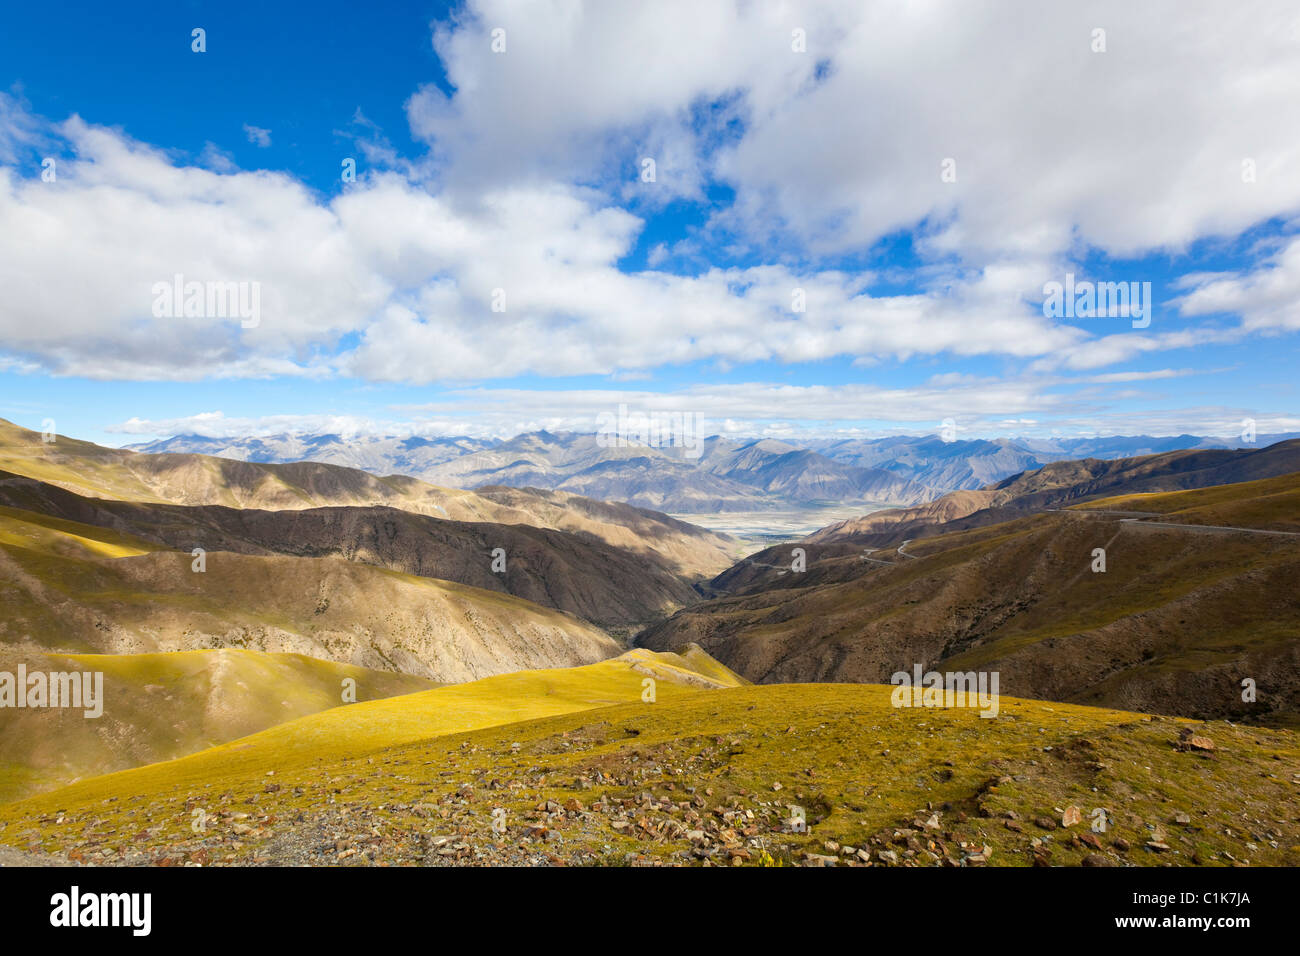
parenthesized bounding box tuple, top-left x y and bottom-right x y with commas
(130, 429, 1300, 512)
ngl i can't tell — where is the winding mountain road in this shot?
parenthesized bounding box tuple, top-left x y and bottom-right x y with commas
(1055, 508, 1300, 538)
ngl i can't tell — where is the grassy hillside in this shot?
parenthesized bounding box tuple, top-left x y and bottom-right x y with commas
(1, 667, 1293, 867)
(0, 648, 436, 802)
(640, 476, 1300, 725)
(0, 647, 743, 811)
(1072, 472, 1300, 532)
(0, 503, 162, 560)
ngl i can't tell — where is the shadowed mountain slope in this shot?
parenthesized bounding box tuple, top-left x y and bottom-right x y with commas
(0, 470, 701, 632)
(807, 439, 1300, 548)
(0, 500, 620, 679)
(0, 418, 736, 580)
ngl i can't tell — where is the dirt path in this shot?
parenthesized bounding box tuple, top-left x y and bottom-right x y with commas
(1116, 517, 1300, 537)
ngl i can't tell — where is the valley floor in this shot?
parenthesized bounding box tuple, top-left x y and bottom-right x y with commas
(668, 503, 892, 552)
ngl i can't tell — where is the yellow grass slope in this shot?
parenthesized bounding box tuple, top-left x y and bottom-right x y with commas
(1071, 471, 1300, 532)
(0, 503, 162, 560)
(1, 647, 743, 809)
(0, 648, 437, 802)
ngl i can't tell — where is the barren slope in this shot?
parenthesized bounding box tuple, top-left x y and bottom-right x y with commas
(808, 439, 1300, 549)
(0, 471, 699, 632)
(0, 504, 620, 679)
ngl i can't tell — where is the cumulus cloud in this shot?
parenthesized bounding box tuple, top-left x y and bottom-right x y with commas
(413, 1, 1300, 261)
(2, 2, 1299, 396)
(0, 107, 1081, 382)
(0, 108, 391, 379)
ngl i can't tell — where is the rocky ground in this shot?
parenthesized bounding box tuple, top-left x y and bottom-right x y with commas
(5, 692, 1296, 868)
(0, 845, 76, 867)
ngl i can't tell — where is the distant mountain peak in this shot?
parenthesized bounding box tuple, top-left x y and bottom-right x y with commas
(119, 427, 1300, 513)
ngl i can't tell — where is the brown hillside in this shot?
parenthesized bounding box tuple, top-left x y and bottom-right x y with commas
(0, 418, 735, 580)
(639, 477, 1300, 725)
(0, 471, 698, 632)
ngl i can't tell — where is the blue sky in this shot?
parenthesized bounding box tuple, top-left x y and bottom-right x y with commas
(1, 1, 1298, 447)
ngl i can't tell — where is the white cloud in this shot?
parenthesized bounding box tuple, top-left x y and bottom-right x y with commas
(2, 3, 1299, 388)
(108, 379, 1064, 440)
(413, 1, 1300, 261)
(242, 124, 272, 148)
(1174, 232, 1300, 332)
(0, 90, 49, 164)
(110, 411, 395, 441)
(0, 112, 387, 379)
(0, 109, 1083, 382)
(198, 141, 238, 173)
